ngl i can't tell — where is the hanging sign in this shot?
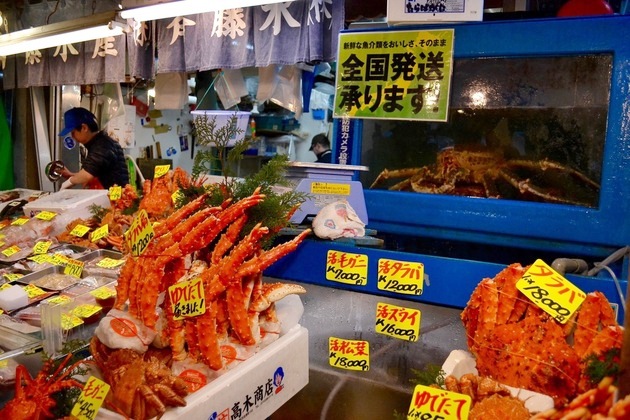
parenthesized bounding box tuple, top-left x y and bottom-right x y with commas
(326, 250, 368, 286)
(516, 259, 586, 324)
(334, 29, 454, 122)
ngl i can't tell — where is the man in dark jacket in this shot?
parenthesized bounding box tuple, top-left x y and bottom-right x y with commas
(310, 133, 332, 163)
(58, 107, 129, 189)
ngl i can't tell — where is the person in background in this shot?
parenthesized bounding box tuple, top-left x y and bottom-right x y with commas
(58, 107, 129, 190)
(310, 133, 332, 163)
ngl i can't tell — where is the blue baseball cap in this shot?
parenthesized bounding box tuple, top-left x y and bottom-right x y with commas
(59, 107, 97, 137)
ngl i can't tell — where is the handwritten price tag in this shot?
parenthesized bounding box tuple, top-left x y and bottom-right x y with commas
(125, 209, 155, 257)
(408, 385, 471, 420)
(377, 258, 424, 296)
(33, 240, 52, 254)
(72, 304, 102, 319)
(11, 217, 29, 226)
(35, 211, 57, 221)
(70, 224, 91, 238)
(168, 277, 205, 320)
(90, 225, 109, 242)
(171, 189, 184, 204)
(23, 284, 47, 299)
(326, 250, 368, 286)
(46, 295, 73, 305)
(109, 186, 122, 201)
(375, 302, 421, 342)
(90, 286, 116, 300)
(71, 376, 110, 420)
(154, 164, 171, 179)
(3, 273, 23, 282)
(96, 257, 124, 269)
(328, 337, 369, 371)
(64, 258, 85, 278)
(1, 245, 20, 257)
(517, 259, 586, 324)
(28, 254, 52, 264)
(51, 254, 70, 266)
(61, 313, 84, 330)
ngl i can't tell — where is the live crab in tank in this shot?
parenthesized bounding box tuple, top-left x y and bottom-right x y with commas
(370, 147, 600, 207)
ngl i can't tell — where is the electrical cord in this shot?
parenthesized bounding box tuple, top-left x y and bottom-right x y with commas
(586, 246, 629, 312)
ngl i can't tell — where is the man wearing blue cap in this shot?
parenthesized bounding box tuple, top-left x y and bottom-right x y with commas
(58, 107, 129, 190)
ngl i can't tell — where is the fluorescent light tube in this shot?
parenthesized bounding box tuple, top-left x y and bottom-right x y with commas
(120, 0, 293, 22)
(0, 12, 126, 57)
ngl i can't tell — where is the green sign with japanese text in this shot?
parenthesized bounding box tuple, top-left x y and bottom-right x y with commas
(334, 29, 454, 121)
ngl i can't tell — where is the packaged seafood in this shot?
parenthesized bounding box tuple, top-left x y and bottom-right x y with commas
(81, 249, 125, 279)
(25, 272, 80, 291)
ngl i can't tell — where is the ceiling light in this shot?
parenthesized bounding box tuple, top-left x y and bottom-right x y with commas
(0, 12, 126, 57)
(120, 0, 293, 22)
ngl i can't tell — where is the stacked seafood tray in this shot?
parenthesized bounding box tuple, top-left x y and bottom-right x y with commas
(0, 247, 125, 349)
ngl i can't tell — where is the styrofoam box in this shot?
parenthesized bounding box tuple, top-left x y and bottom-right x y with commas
(23, 189, 110, 219)
(387, 0, 483, 24)
(97, 325, 309, 419)
(22, 190, 111, 236)
(191, 110, 251, 147)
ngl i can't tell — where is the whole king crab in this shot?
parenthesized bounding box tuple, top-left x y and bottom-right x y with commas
(460, 263, 623, 406)
(370, 148, 600, 206)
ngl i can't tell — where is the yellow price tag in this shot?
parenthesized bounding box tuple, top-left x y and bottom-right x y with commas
(11, 217, 29, 226)
(28, 254, 52, 264)
(326, 250, 368, 286)
(64, 259, 85, 278)
(72, 304, 102, 319)
(377, 258, 424, 296)
(168, 276, 206, 320)
(0, 309, 3, 315)
(109, 186, 122, 201)
(46, 295, 73, 305)
(71, 376, 110, 420)
(23, 284, 47, 299)
(95, 257, 124, 268)
(51, 254, 70, 266)
(375, 302, 421, 342)
(154, 164, 171, 179)
(33, 240, 52, 254)
(311, 181, 351, 195)
(328, 337, 369, 371)
(408, 385, 472, 420)
(70, 224, 91, 237)
(1, 245, 21, 257)
(172, 189, 184, 204)
(125, 209, 155, 257)
(61, 313, 84, 330)
(3, 273, 24, 282)
(0, 283, 12, 292)
(517, 259, 587, 324)
(35, 211, 57, 221)
(90, 286, 116, 300)
(90, 225, 109, 242)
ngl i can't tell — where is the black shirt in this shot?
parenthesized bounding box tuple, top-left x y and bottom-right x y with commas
(83, 131, 129, 188)
(316, 149, 332, 163)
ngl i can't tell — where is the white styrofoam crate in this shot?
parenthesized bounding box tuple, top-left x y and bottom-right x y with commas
(97, 325, 309, 419)
(23, 189, 110, 220)
(0, 188, 43, 213)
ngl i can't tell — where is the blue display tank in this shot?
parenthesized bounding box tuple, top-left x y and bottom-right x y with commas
(354, 15, 630, 261)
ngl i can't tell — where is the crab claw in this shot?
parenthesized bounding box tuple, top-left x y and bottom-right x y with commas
(250, 283, 306, 312)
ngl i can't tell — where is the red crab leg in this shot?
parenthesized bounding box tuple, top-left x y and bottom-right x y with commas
(237, 229, 311, 278)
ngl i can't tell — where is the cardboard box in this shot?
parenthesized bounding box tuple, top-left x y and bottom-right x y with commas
(387, 0, 483, 24)
(97, 325, 309, 419)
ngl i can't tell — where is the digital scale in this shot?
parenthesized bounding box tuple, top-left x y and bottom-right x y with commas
(285, 162, 369, 225)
